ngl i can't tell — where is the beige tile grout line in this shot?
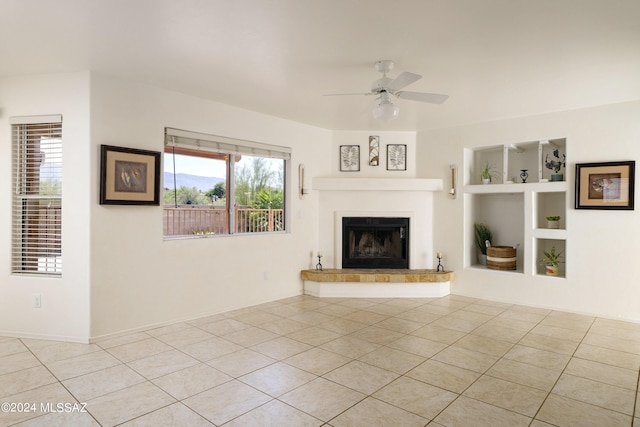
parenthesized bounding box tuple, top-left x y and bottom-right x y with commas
(526, 313, 596, 425)
(8, 297, 640, 426)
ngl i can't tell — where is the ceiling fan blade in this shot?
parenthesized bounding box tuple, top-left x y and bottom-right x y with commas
(386, 72, 422, 91)
(396, 91, 449, 104)
(323, 92, 373, 97)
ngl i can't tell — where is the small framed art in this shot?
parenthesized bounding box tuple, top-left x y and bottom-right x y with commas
(100, 144, 161, 205)
(575, 161, 635, 210)
(340, 145, 360, 172)
(387, 144, 407, 171)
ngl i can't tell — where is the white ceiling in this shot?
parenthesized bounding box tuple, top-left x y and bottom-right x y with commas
(2, 0, 639, 131)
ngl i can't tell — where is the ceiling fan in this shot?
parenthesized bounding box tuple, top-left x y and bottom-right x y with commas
(325, 60, 449, 121)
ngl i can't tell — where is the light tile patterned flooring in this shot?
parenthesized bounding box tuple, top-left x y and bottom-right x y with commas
(1, 294, 640, 426)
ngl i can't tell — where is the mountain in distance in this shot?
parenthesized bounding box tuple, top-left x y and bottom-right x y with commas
(164, 172, 224, 192)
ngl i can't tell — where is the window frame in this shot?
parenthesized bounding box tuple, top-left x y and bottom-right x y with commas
(163, 127, 290, 239)
(11, 115, 63, 276)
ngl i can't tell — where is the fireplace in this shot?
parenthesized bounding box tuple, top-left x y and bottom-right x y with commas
(342, 217, 409, 269)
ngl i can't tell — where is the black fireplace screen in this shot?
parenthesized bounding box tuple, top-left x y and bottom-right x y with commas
(342, 217, 409, 269)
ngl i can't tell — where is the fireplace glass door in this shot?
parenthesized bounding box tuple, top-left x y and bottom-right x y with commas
(342, 217, 409, 269)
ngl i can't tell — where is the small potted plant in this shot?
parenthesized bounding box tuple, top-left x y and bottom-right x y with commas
(539, 246, 564, 276)
(545, 149, 566, 181)
(545, 215, 560, 229)
(480, 162, 498, 184)
(474, 223, 493, 265)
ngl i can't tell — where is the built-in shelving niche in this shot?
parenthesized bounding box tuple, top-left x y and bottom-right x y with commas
(464, 138, 567, 278)
(469, 192, 525, 273)
(471, 138, 567, 185)
(535, 238, 566, 278)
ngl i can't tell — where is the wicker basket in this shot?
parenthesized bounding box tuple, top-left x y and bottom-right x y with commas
(486, 246, 517, 270)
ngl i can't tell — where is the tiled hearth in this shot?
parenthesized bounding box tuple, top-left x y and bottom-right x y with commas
(301, 269, 454, 298)
(301, 269, 454, 283)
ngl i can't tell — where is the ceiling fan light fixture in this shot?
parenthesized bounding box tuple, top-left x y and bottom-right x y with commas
(372, 102, 399, 121)
(373, 100, 400, 122)
(373, 95, 399, 121)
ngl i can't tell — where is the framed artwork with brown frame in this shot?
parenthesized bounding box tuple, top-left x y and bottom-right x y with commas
(100, 144, 161, 205)
(575, 161, 635, 210)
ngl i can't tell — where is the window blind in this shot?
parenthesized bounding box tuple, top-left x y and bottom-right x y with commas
(164, 127, 291, 160)
(11, 115, 63, 276)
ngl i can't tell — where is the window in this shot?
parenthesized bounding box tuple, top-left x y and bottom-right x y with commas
(11, 115, 63, 275)
(163, 127, 290, 238)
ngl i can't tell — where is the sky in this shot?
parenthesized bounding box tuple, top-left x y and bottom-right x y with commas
(164, 153, 226, 178)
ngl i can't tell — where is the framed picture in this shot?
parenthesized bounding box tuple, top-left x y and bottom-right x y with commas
(100, 145, 161, 205)
(368, 136, 380, 166)
(340, 145, 360, 172)
(575, 161, 635, 210)
(387, 144, 407, 171)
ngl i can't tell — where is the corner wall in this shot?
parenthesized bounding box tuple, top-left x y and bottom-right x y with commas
(419, 100, 640, 322)
(89, 73, 331, 339)
(317, 131, 435, 268)
(0, 72, 91, 342)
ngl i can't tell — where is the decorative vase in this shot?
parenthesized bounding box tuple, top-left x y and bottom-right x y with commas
(547, 220, 559, 229)
(545, 265, 559, 276)
(477, 253, 487, 266)
(550, 174, 563, 182)
(520, 169, 528, 183)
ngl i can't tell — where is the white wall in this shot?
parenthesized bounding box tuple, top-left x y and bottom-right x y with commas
(0, 71, 331, 342)
(0, 72, 92, 342)
(419, 100, 640, 322)
(89, 73, 331, 339)
(3, 71, 638, 342)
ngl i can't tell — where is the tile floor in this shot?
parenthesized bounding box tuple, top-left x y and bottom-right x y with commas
(1, 294, 640, 426)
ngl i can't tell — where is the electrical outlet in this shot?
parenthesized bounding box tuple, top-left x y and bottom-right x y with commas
(33, 294, 41, 309)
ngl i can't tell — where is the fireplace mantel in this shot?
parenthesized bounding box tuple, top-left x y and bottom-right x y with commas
(312, 177, 443, 192)
(315, 177, 439, 272)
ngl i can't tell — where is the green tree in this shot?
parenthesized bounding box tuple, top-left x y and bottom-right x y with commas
(252, 189, 283, 209)
(180, 186, 203, 204)
(205, 181, 226, 201)
(246, 189, 284, 231)
(235, 157, 275, 206)
(39, 179, 62, 195)
(164, 188, 177, 205)
(164, 186, 207, 205)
